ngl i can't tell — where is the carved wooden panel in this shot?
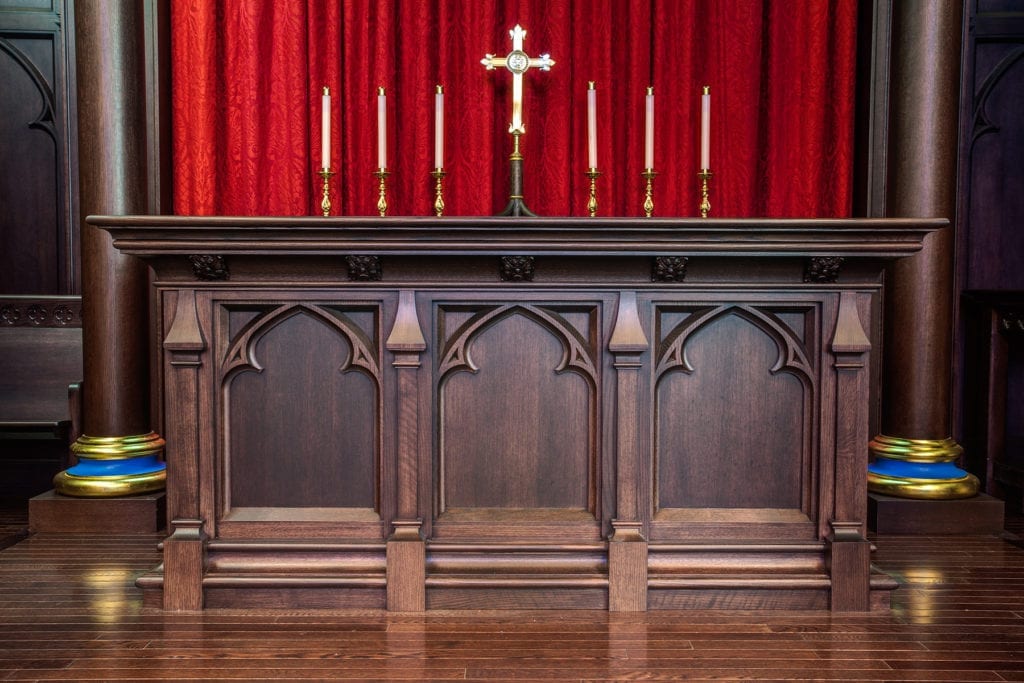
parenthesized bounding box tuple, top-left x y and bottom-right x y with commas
(961, 5, 1024, 290)
(0, 1, 76, 294)
(654, 304, 817, 514)
(218, 303, 381, 516)
(436, 303, 599, 516)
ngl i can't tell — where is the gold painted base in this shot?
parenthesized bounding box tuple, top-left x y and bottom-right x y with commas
(55, 432, 167, 498)
(52, 469, 167, 498)
(868, 435, 963, 462)
(867, 471, 980, 500)
(867, 434, 980, 500)
(70, 432, 166, 459)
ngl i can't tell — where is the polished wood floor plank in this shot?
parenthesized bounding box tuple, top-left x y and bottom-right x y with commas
(1, 505, 1024, 681)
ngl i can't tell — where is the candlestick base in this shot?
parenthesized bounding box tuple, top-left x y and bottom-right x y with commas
(318, 168, 335, 217)
(642, 169, 657, 218)
(374, 168, 389, 217)
(586, 168, 600, 217)
(499, 132, 536, 217)
(698, 168, 712, 218)
(431, 168, 446, 217)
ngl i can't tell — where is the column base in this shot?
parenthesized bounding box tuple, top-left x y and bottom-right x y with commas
(868, 435, 980, 499)
(868, 491, 1004, 534)
(54, 432, 166, 497)
(29, 489, 166, 533)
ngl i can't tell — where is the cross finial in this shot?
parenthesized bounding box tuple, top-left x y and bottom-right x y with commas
(481, 24, 555, 134)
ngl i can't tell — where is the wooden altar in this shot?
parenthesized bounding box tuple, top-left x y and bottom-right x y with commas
(97, 216, 939, 612)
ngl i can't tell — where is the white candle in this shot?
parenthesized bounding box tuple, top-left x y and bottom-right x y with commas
(321, 86, 331, 169)
(644, 86, 654, 170)
(700, 85, 710, 170)
(434, 85, 444, 169)
(587, 81, 597, 169)
(377, 86, 387, 169)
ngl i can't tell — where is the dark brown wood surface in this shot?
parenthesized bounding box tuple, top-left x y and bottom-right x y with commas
(98, 217, 936, 613)
(1, 505, 1023, 681)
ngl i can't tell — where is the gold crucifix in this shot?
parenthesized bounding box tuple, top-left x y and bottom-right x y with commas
(481, 24, 555, 135)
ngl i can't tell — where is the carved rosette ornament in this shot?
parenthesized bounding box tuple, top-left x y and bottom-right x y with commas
(53, 305, 75, 325)
(188, 254, 230, 281)
(345, 255, 383, 281)
(652, 256, 688, 282)
(0, 300, 81, 327)
(1000, 312, 1024, 336)
(803, 256, 845, 283)
(499, 255, 535, 282)
(0, 305, 22, 325)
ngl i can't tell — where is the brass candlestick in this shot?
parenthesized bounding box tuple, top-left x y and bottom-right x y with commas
(586, 168, 600, 217)
(374, 168, 389, 216)
(318, 168, 335, 217)
(431, 168, 446, 216)
(698, 168, 712, 218)
(642, 168, 657, 218)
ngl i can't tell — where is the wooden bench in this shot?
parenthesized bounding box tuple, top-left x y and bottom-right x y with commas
(0, 297, 83, 502)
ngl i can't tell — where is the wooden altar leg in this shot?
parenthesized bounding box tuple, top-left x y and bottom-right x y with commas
(830, 292, 872, 611)
(387, 524, 425, 612)
(828, 522, 870, 612)
(385, 290, 427, 611)
(609, 523, 647, 612)
(163, 519, 204, 611)
(608, 292, 650, 612)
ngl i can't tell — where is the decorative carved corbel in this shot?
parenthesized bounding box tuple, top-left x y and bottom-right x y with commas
(803, 256, 845, 283)
(499, 255, 535, 282)
(188, 254, 229, 281)
(652, 256, 688, 282)
(346, 255, 383, 281)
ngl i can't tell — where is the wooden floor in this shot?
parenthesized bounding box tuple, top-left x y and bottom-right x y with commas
(1, 506, 1023, 681)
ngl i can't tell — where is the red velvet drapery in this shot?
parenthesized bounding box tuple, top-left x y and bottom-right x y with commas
(171, 0, 857, 218)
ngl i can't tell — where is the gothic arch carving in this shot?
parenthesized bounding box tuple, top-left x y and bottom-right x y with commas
(655, 304, 814, 383)
(438, 303, 597, 383)
(972, 46, 1024, 144)
(0, 37, 57, 141)
(221, 303, 380, 383)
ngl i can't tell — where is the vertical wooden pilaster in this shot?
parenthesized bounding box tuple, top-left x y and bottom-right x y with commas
(75, 0, 152, 438)
(608, 291, 649, 612)
(162, 289, 206, 610)
(830, 291, 872, 611)
(385, 290, 427, 611)
(881, 0, 962, 439)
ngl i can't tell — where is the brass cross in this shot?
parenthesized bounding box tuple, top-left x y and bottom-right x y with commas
(481, 24, 555, 135)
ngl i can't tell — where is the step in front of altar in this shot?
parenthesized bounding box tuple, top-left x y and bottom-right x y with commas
(138, 537, 896, 610)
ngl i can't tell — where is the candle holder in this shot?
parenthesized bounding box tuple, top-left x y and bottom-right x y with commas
(642, 169, 657, 218)
(585, 168, 600, 217)
(431, 168, 446, 217)
(374, 168, 389, 217)
(698, 168, 712, 218)
(318, 168, 335, 217)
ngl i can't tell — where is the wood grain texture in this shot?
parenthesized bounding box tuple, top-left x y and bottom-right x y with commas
(95, 217, 936, 612)
(0, 505, 1024, 680)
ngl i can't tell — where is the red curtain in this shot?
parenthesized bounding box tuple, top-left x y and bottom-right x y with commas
(171, 0, 857, 218)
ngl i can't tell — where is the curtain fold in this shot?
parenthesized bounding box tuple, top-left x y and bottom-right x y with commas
(171, 0, 857, 218)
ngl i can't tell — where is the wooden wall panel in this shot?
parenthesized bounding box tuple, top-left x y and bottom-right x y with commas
(655, 310, 806, 511)
(0, 0, 76, 295)
(437, 304, 597, 513)
(222, 305, 380, 512)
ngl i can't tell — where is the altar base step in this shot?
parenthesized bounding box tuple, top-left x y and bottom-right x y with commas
(29, 489, 165, 533)
(868, 492, 1004, 534)
(136, 539, 897, 611)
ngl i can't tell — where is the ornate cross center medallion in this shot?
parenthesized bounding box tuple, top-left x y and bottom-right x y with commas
(481, 24, 555, 134)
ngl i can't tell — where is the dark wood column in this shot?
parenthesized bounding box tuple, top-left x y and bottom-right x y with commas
(869, 0, 979, 500)
(50, 0, 165, 498)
